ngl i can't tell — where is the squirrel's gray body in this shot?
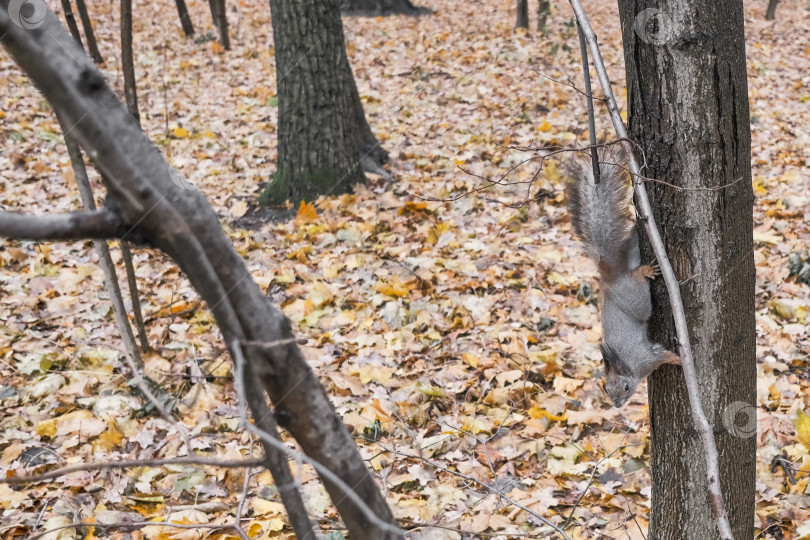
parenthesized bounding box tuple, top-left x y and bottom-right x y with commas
(566, 148, 679, 407)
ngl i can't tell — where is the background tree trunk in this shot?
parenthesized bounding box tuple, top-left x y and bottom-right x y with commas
(339, 0, 426, 16)
(175, 0, 195, 36)
(617, 1, 756, 539)
(537, 0, 550, 31)
(74, 0, 103, 64)
(120, 0, 139, 123)
(262, 0, 367, 205)
(208, 0, 230, 50)
(59, 0, 84, 48)
(515, 0, 528, 29)
(765, 0, 779, 20)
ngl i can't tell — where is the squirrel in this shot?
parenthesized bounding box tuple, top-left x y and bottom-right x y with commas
(566, 148, 680, 407)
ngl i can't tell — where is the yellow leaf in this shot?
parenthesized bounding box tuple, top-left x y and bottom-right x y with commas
(528, 405, 567, 422)
(358, 365, 394, 385)
(462, 352, 480, 368)
(537, 119, 552, 132)
(295, 200, 319, 223)
(172, 127, 189, 139)
(211, 41, 224, 54)
(374, 275, 411, 297)
(795, 410, 810, 448)
(398, 201, 429, 216)
(36, 418, 56, 438)
(94, 422, 124, 452)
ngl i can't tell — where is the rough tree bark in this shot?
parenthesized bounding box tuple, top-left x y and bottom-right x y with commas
(175, 0, 195, 36)
(74, 0, 103, 64)
(617, 1, 756, 539)
(339, 0, 427, 16)
(208, 0, 230, 50)
(516, 0, 529, 29)
(0, 5, 402, 540)
(262, 0, 388, 205)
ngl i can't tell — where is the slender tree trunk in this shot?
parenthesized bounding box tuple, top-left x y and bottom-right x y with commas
(263, 0, 366, 205)
(209, 0, 230, 50)
(175, 0, 195, 36)
(74, 0, 103, 64)
(537, 0, 550, 31)
(60, 0, 84, 48)
(515, 0, 528, 29)
(119, 0, 150, 353)
(617, 1, 755, 539)
(765, 0, 778, 20)
(120, 0, 139, 123)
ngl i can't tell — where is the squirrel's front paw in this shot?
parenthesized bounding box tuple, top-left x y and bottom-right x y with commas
(635, 264, 660, 280)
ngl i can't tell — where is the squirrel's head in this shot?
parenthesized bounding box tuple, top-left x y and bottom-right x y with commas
(601, 342, 638, 407)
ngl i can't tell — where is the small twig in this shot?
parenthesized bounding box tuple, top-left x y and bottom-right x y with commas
(3, 456, 264, 485)
(24, 519, 246, 540)
(576, 21, 600, 184)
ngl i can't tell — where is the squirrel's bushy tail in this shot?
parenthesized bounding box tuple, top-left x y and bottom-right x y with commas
(566, 148, 636, 274)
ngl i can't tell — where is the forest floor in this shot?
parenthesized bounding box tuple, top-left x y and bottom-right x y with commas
(1, 0, 809, 538)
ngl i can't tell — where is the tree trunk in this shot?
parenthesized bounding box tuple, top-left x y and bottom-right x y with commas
(209, 0, 230, 50)
(515, 0, 528, 29)
(263, 0, 368, 205)
(120, 0, 139, 123)
(617, 1, 755, 539)
(339, 0, 426, 16)
(59, 0, 84, 48)
(74, 0, 103, 64)
(537, 0, 550, 31)
(175, 0, 195, 36)
(765, 0, 778, 20)
(0, 5, 402, 539)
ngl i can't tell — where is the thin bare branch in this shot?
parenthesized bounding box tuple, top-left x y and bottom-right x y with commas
(0, 209, 123, 240)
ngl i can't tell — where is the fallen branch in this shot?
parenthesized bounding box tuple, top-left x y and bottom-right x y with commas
(568, 1, 734, 538)
(2, 456, 264, 485)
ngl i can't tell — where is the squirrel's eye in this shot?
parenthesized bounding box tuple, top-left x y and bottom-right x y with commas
(624, 384, 630, 392)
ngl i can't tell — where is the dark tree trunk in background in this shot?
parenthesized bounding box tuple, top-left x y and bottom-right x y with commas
(208, 0, 230, 50)
(339, 0, 426, 16)
(537, 0, 550, 31)
(120, 0, 139, 123)
(175, 0, 195, 36)
(263, 0, 386, 205)
(618, 1, 755, 539)
(60, 0, 84, 48)
(74, 0, 103, 64)
(765, 0, 779, 20)
(515, 0, 528, 29)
